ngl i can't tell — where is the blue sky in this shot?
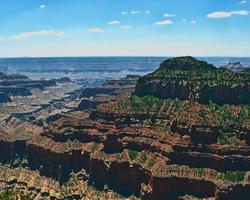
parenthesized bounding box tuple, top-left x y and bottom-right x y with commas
(0, 0, 250, 57)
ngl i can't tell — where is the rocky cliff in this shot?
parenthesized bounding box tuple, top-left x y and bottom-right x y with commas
(135, 56, 250, 105)
(222, 62, 247, 73)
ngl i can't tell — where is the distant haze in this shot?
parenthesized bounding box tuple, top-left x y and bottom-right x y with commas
(0, 57, 249, 80)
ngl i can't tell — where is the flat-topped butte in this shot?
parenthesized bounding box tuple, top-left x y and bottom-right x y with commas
(135, 56, 250, 104)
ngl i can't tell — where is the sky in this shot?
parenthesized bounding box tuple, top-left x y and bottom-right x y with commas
(0, 0, 250, 57)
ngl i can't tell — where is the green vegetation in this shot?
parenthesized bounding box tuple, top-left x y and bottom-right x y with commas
(158, 56, 216, 71)
(224, 171, 245, 182)
(207, 101, 234, 128)
(234, 104, 250, 126)
(128, 150, 138, 161)
(198, 106, 207, 125)
(134, 57, 250, 105)
(119, 95, 250, 127)
(243, 68, 250, 74)
(195, 168, 205, 178)
(147, 154, 157, 168)
(218, 131, 241, 146)
(165, 165, 247, 184)
(120, 95, 165, 113)
(148, 67, 250, 87)
(147, 57, 250, 87)
(119, 95, 194, 116)
(91, 143, 99, 152)
(206, 101, 250, 128)
(117, 94, 250, 146)
(140, 152, 147, 163)
(0, 190, 32, 200)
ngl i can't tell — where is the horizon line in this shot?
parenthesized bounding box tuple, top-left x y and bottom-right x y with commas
(1, 55, 250, 59)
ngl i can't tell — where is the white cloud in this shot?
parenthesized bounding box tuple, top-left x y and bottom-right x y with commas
(131, 11, 141, 15)
(87, 28, 105, 33)
(190, 20, 197, 24)
(207, 10, 250, 18)
(108, 20, 120, 25)
(207, 11, 232, 18)
(231, 10, 250, 15)
(164, 13, 175, 18)
(145, 10, 151, 14)
(238, 0, 247, 4)
(40, 4, 46, 9)
(121, 11, 128, 15)
(120, 25, 132, 29)
(9, 30, 66, 40)
(155, 20, 173, 26)
(0, 36, 5, 41)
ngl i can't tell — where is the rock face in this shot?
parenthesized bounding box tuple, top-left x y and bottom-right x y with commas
(222, 62, 247, 73)
(77, 98, 110, 110)
(0, 72, 57, 89)
(0, 71, 70, 101)
(135, 56, 250, 104)
(77, 74, 140, 111)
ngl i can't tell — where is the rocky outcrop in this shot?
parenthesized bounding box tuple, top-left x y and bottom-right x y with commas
(199, 84, 250, 105)
(0, 71, 57, 88)
(0, 71, 60, 101)
(157, 56, 216, 71)
(222, 62, 247, 73)
(135, 77, 250, 105)
(108, 162, 150, 196)
(170, 121, 218, 144)
(0, 137, 90, 182)
(135, 56, 250, 105)
(78, 75, 139, 99)
(169, 150, 250, 171)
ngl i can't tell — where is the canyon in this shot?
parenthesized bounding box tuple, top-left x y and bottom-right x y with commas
(0, 57, 250, 199)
